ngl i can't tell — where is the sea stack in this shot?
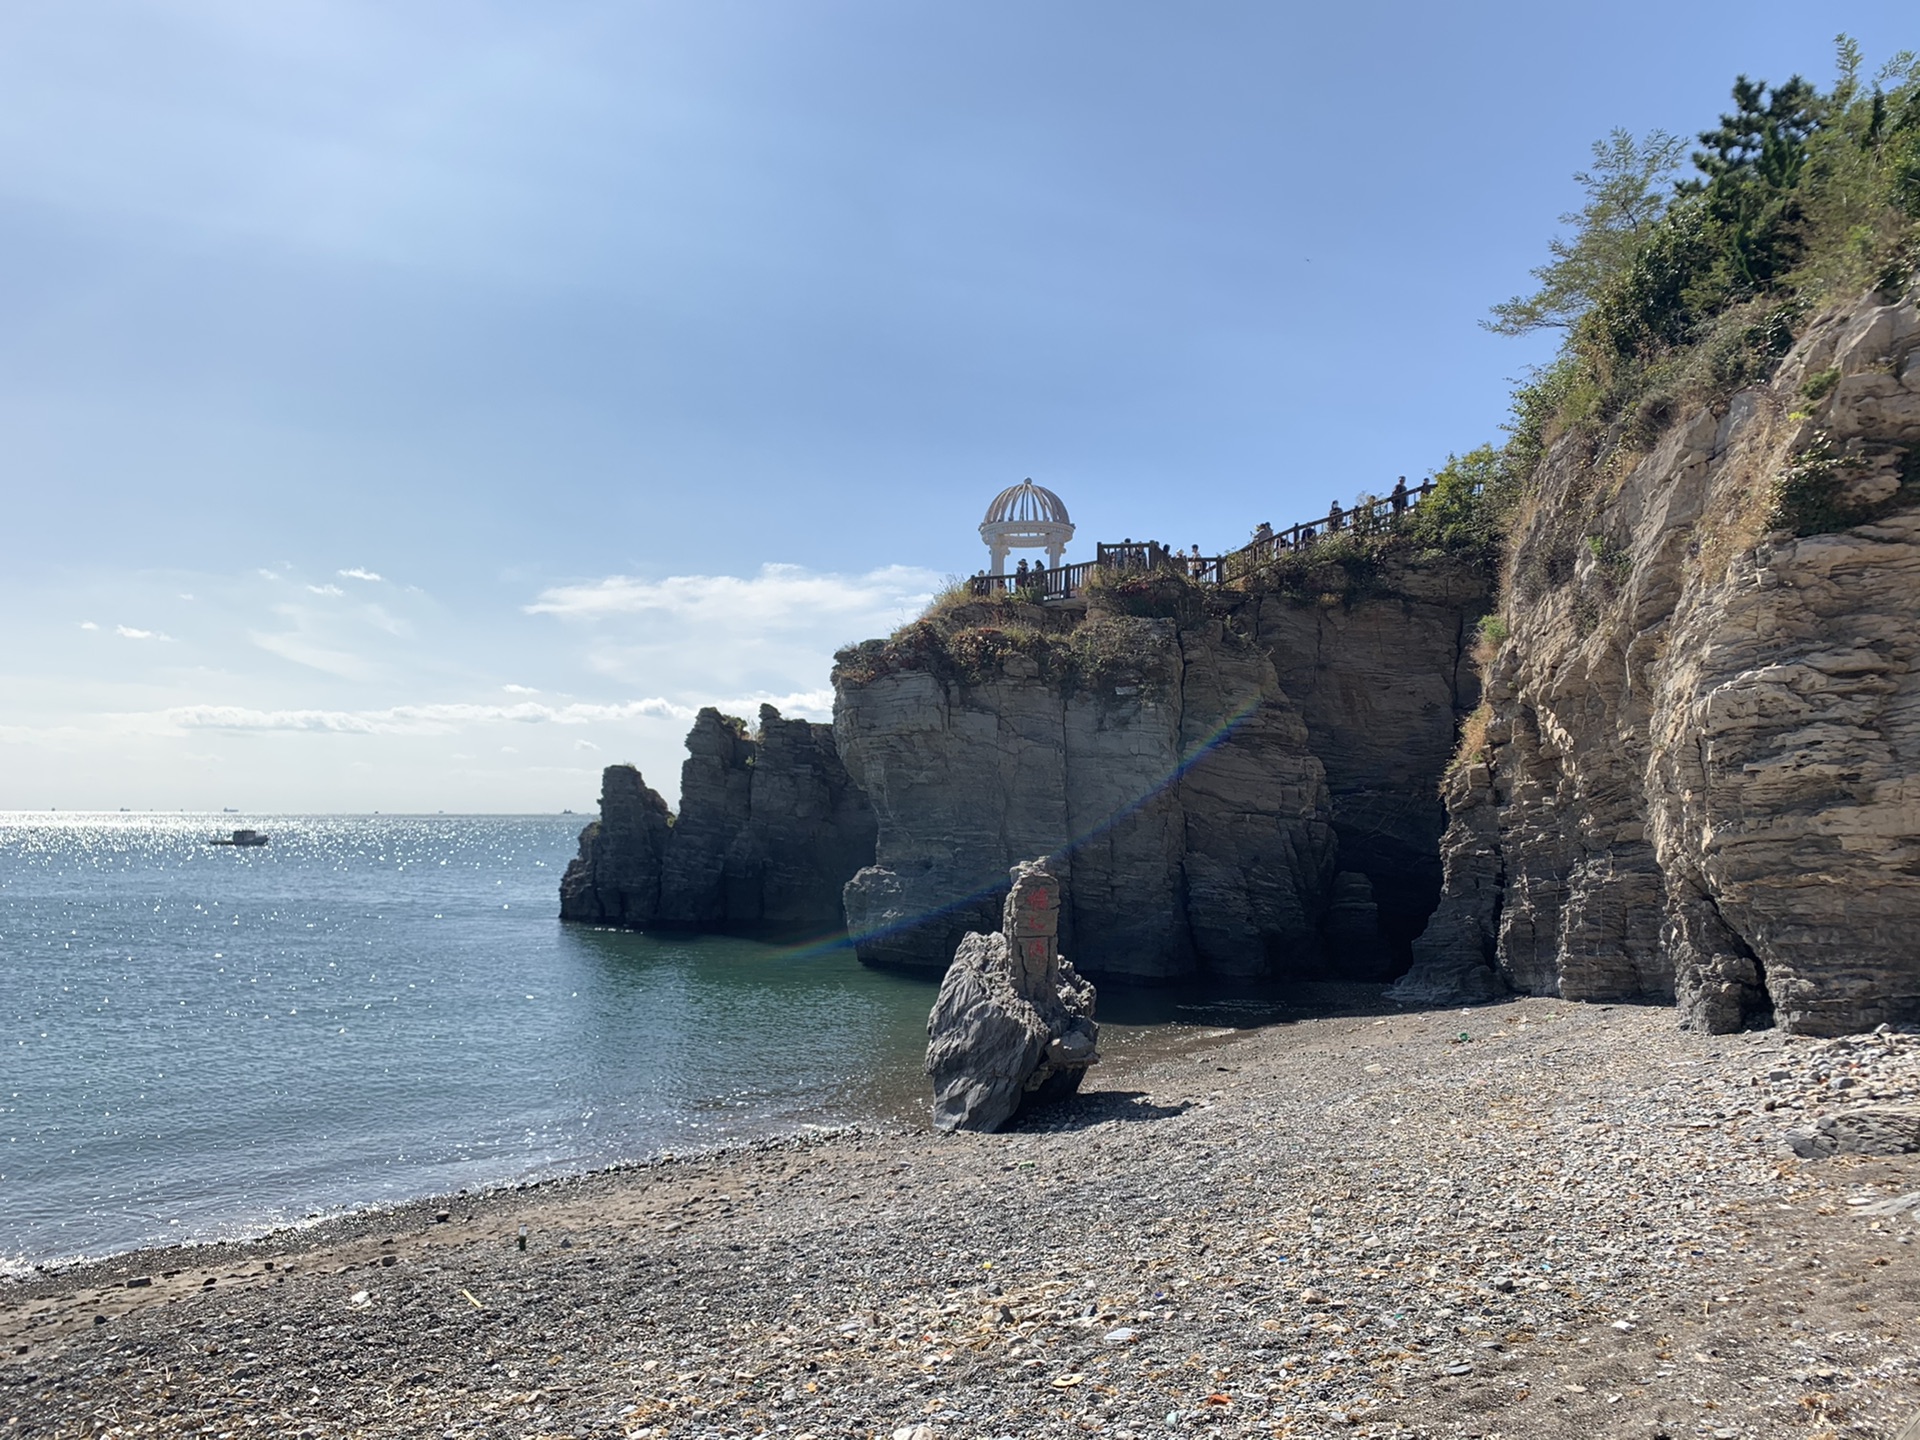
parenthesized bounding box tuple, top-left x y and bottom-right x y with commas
(924, 859, 1099, 1132)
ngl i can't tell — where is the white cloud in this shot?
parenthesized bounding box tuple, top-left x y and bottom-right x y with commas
(338, 567, 383, 582)
(115, 625, 171, 641)
(359, 602, 408, 637)
(526, 562, 938, 627)
(248, 629, 373, 680)
(306, 583, 345, 597)
(574, 738, 599, 751)
(79, 621, 98, 631)
(503, 683, 539, 694)
(167, 697, 694, 735)
(733, 688, 836, 719)
(523, 562, 937, 701)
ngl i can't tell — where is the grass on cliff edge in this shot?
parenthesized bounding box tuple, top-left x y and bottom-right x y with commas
(1498, 39, 1920, 523)
(1431, 40, 1920, 786)
(833, 567, 1220, 695)
(833, 519, 1507, 695)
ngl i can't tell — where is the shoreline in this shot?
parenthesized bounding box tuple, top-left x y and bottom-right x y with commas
(9, 997, 1920, 1438)
(0, 1006, 1254, 1285)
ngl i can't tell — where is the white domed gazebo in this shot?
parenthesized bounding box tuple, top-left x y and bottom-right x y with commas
(979, 479, 1074, 574)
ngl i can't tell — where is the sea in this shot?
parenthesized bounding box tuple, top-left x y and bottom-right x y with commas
(1, 812, 1296, 1274)
(0, 813, 948, 1273)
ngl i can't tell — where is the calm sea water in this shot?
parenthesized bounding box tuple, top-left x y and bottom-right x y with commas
(0, 814, 942, 1271)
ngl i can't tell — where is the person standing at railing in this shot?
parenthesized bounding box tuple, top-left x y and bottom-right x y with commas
(1327, 501, 1343, 532)
(1391, 477, 1408, 514)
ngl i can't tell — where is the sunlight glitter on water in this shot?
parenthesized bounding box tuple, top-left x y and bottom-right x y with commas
(0, 814, 938, 1270)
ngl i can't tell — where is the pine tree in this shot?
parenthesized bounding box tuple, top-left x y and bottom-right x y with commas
(1683, 75, 1823, 292)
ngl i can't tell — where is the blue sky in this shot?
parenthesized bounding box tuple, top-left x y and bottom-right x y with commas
(4, 1, 1913, 811)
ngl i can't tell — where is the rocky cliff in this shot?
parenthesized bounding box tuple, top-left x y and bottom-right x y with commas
(557, 763, 673, 927)
(560, 703, 876, 939)
(832, 558, 1488, 981)
(1233, 556, 1489, 962)
(1403, 292, 1920, 1034)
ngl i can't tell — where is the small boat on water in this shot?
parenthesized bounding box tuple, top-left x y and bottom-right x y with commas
(209, 829, 270, 847)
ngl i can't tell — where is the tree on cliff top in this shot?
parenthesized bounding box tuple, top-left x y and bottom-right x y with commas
(1484, 128, 1688, 336)
(1493, 37, 1920, 480)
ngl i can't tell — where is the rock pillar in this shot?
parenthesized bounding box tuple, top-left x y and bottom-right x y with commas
(925, 860, 1099, 1133)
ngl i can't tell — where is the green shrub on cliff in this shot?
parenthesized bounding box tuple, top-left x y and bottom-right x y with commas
(1768, 431, 1920, 534)
(834, 611, 1072, 690)
(1081, 564, 1206, 623)
(1403, 446, 1516, 556)
(1499, 39, 1920, 473)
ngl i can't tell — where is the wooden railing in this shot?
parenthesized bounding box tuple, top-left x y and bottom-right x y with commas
(968, 480, 1439, 600)
(970, 560, 1096, 600)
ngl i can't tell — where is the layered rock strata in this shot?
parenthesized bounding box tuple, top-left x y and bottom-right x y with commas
(560, 704, 876, 938)
(925, 860, 1099, 1132)
(832, 555, 1497, 981)
(834, 602, 1339, 980)
(1404, 291, 1920, 1034)
(558, 764, 673, 927)
(1230, 555, 1490, 964)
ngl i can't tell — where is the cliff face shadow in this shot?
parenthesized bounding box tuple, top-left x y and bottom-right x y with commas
(1013, 1090, 1191, 1132)
(1096, 978, 1431, 1028)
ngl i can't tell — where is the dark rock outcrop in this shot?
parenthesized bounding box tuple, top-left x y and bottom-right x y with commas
(655, 709, 755, 928)
(1235, 554, 1489, 962)
(560, 704, 876, 939)
(559, 765, 673, 926)
(1785, 1105, 1920, 1159)
(925, 860, 1099, 1132)
(1388, 760, 1508, 1005)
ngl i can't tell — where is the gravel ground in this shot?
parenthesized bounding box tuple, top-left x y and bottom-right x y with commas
(7, 996, 1920, 1440)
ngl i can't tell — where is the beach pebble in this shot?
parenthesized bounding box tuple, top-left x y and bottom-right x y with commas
(11, 999, 1920, 1439)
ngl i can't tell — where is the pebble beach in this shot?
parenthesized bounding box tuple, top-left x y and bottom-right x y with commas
(8, 996, 1920, 1440)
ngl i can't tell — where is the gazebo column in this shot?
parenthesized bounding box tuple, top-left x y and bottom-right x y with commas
(989, 542, 1010, 575)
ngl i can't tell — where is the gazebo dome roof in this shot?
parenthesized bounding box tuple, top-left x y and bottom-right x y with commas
(983, 480, 1071, 527)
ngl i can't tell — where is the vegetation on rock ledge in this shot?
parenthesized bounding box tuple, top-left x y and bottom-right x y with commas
(1497, 38, 1920, 487)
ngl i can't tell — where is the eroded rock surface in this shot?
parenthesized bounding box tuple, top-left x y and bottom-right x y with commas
(560, 704, 876, 939)
(1785, 1105, 1920, 1159)
(835, 606, 1341, 980)
(833, 558, 1488, 981)
(1238, 555, 1488, 960)
(559, 764, 673, 926)
(834, 562, 1492, 982)
(1411, 292, 1920, 1033)
(925, 861, 1098, 1132)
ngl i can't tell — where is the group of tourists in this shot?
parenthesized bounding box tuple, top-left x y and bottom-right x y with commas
(970, 476, 1427, 598)
(1247, 476, 1416, 553)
